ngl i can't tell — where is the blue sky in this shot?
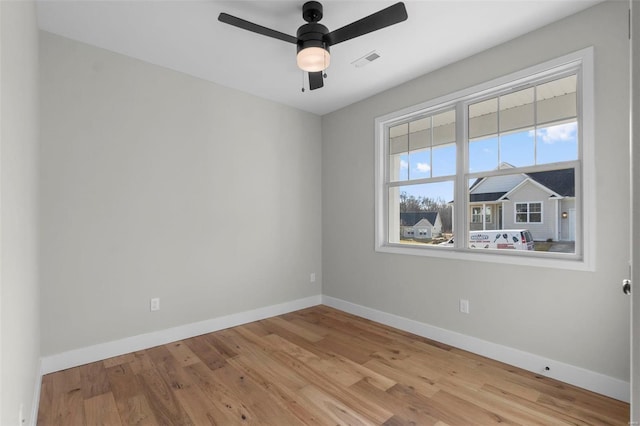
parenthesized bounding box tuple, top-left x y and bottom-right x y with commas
(397, 121, 577, 203)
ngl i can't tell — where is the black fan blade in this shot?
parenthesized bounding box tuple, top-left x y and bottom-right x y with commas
(218, 13, 298, 44)
(324, 2, 407, 46)
(309, 72, 324, 90)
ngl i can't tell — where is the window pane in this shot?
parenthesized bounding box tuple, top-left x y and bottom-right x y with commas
(471, 207, 482, 223)
(536, 121, 578, 164)
(536, 75, 577, 125)
(468, 169, 575, 253)
(432, 110, 456, 145)
(409, 117, 431, 179)
(389, 123, 408, 153)
(469, 98, 497, 139)
(389, 123, 408, 182)
(388, 182, 454, 246)
(501, 129, 535, 167)
(409, 117, 430, 151)
(469, 136, 498, 172)
(432, 143, 456, 177)
(500, 87, 534, 132)
(408, 149, 431, 179)
(390, 153, 408, 181)
(530, 203, 542, 223)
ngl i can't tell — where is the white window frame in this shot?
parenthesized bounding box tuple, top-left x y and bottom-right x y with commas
(374, 47, 595, 271)
(515, 202, 543, 224)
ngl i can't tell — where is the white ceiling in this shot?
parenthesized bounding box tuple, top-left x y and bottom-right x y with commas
(36, 0, 603, 116)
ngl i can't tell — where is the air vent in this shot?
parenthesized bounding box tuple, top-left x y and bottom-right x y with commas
(351, 50, 380, 68)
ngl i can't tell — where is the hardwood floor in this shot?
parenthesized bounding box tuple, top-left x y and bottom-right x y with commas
(37, 306, 629, 425)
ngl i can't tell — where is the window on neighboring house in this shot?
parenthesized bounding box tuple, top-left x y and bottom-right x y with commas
(471, 206, 492, 224)
(515, 202, 542, 223)
(375, 48, 593, 269)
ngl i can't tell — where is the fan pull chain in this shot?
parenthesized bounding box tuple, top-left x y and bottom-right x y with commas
(323, 53, 327, 78)
(301, 71, 306, 92)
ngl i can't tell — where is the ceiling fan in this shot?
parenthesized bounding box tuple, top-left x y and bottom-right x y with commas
(218, 2, 408, 91)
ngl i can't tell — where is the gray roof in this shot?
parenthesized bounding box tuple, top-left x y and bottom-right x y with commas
(400, 211, 439, 227)
(526, 168, 575, 197)
(470, 191, 508, 202)
(470, 168, 574, 202)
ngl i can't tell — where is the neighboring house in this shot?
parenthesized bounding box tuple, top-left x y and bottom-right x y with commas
(401, 212, 443, 239)
(468, 164, 575, 241)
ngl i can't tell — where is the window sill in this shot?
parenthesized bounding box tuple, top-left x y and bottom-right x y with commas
(375, 243, 593, 272)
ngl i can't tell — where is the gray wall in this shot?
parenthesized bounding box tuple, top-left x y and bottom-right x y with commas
(39, 33, 322, 356)
(322, 1, 630, 381)
(632, 0, 639, 418)
(1, 1, 41, 424)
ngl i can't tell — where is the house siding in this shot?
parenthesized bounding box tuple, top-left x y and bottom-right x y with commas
(503, 181, 556, 240)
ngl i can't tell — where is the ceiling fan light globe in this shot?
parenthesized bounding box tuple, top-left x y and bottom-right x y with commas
(297, 47, 330, 72)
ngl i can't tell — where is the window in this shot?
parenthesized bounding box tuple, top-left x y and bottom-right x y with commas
(515, 202, 542, 223)
(471, 206, 492, 224)
(375, 48, 594, 270)
(388, 110, 456, 246)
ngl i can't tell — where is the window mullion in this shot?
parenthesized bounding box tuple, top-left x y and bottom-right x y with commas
(533, 84, 538, 164)
(455, 102, 467, 248)
(497, 96, 501, 165)
(429, 116, 433, 178)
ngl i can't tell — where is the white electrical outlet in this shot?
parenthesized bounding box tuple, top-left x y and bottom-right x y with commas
(459, 299, 470, 314)
(310, 272, 316, 283)
(150, 297, 160, 311)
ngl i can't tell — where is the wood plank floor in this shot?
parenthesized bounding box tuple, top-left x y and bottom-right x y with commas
(37, 305, 629, 425)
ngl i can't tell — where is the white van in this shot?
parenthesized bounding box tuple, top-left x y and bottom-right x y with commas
(439, 230, 535, 251)
(470, 229, 534, 250)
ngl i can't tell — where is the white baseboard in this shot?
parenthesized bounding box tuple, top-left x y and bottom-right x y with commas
(37, 293, 629, 404)
(321, 295, 630, 403)
(29, 359, 42, 426)
(40, 295, 322, 375)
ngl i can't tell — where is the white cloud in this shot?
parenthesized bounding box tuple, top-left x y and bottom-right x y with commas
(400, 159, 408, 169)
(416, 162, 431, 172)
(537, 122, 577, 144)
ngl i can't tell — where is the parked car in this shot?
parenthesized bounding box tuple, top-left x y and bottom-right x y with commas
(438, 230, 535, 250)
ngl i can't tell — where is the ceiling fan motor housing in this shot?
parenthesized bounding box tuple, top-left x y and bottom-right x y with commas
(298, 1, 329, 55)
(296, 23, 330, 54)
